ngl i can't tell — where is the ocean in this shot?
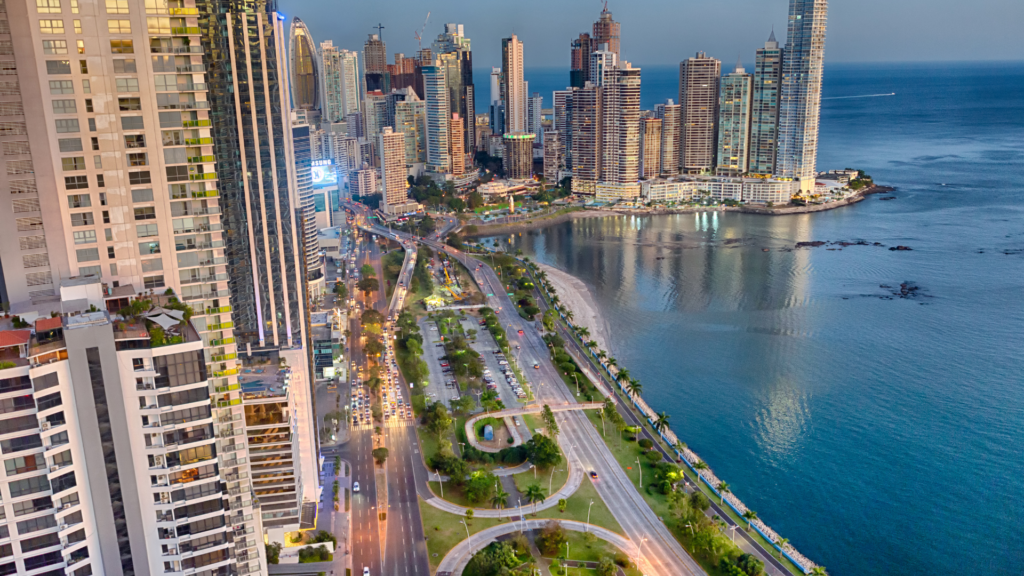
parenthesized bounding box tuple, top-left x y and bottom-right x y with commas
(481, 61, 1024, 575)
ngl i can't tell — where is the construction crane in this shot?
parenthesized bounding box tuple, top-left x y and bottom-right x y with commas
(414, 11, 431, 49)
(374, 22, 385, 40)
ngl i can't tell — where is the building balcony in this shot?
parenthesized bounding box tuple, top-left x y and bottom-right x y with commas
(181, 290, 230, 302)
(179, 273, 228, 286)
(171, 26, 201, 35)
(214, 382, 239, 392)
(169, 7, 200, 15)
(172, 222, 221, 234)
(187, 155, 215, 164)
(185, 137, 213, 146)
(172, 206, 220, 217)
(211, 353, 237, 363)
(175, 239, 224, 252)
(178, 83, 208, 92)
(183, 119, 211, 128)
(189, 172, 217, 181)
(209, 337, 235, 346)
(150, 45, 203, 54)
(159, 101, 210, 111)
(206, 321, 233, 331)
(203, 305, 231, 315)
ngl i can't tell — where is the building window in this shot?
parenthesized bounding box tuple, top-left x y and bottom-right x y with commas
(66, 194, 90, 208)
(110, 39, 133, 53)
(94, 155, 102, 169)
(45, 60, 71, 75)
(125, 134, 145, 148)
(78, 60, 87, 75)
(96, 174, 105, 187)
(39, 20, 65, 34)
(61, 156, 85, 171)
(85, 98, 93, 112)
(82, 79, 90, 93)
(139, 240, 160, 254)
(79, 265, 101, 277)
(77, 39, 85, 53)
(73, 19, 81, 33)
(131, 189, 154, 203)
(69, 213, 93, 226)
(55, 118, 79, 133)
(144, 275, 164, 289)
(141, 258, 162, 272)
(36, 0, 63, 13)
(129, 170, 151, 184)
(107, 246, 115, 259)
(42, 40, 67, 54)
(99, 192, 106, 205)
(51, 99, 76, 114)
(166, 165, 189, 182)
(91, 137, 100, 150)
(88, 118, 96, 131)
(104, 228, 113, 241)
(136, 223, 158, 237)
(161, 129, 184, 145)
(58, 137, 82, 152)
(102, 210, 110, 224)
(128, 152, 148, 166)
(116, 78, 139, 92)
(73, 230, 96, 244)
(119, 98, 141, 111)
(48, 80, 73, 94)
(5, 456, 44, 476)
(134, 207, 155, 220)
(76, 248, 99, 262)
(107, 19, 131, 34)
(105, 0, 129, 13)
(113, 59, 136, 73)
(64, 175, 88, 189)
(121, 117, 144, 133)
(147, 17, 171, 34)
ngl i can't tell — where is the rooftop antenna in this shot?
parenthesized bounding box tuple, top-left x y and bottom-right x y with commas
(414, 11, 431, 49)
(374, 23, 385, 40)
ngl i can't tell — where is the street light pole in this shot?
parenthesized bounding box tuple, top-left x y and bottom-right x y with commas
(435, 469, 443, 499)
(635, 457, 642, 489)
(460, 519, 471, 551)
(548, 467, 563, 495)
(635, 535, 647, 572)
(586, 499, 594, 531)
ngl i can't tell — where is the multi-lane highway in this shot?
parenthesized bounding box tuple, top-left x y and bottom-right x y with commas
(346, 205, 705, 576)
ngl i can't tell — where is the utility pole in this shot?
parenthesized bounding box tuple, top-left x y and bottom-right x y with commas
(635, 457, 642, 488)
(586, 499, 594, 531)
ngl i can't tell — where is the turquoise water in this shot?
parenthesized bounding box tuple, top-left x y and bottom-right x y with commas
(483, 62, 1024, 574)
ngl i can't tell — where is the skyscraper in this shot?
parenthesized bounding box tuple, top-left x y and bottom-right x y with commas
(544, 131, 563, 183)
(570, 84, 602, 194)
(678, 52, 721, 173)
(501, 35, 526, 133)
(339, 49, 362, 117)
(489, 67, 504, 135)
(364, 33, 388, 93)
(432, 24, 475, 164)
(552, 89, 576, 168)
(592, 5, 621, 58)
(569, 33, 593, 88)
(379, 127, 410, 213)
(590, 44, 618, 87)
(717, 61, 754, 176)
(777, 0, 828, 191)
(503, 133, 535, 180)
(423, 65, 451, 173)
(527, 92, 544, 139)
(363, 91, 390, 144)
(450, 113, 466, 176)
(395, 99, 427, 164)
(600, 65, 641, 185)
(640, 117, 663, 179)
(750, 31, 784, 175)
(292, 113, 324, 284)
(657, 100, 681, 176)
(320, 40, 345, 122)
(290, 17, 319, 112)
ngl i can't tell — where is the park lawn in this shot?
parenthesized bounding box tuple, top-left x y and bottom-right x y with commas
(522, 413, 545, 436)
(534, 475, 623, 536)
(512, 465, 568, 498)
(474, 416, 502, 439)
(419, 497, 504, 573)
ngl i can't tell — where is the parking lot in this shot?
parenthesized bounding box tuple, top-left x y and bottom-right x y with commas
(459, 315, 526, 410)
(418, 318, 463, 409)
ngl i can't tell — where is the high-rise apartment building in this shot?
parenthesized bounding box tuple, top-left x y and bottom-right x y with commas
(750, 31, 783, 175)
(569, 33, 592, 88)
(289, 17, 319, 112)
(422, 64, 450, 173)
(552, 88, 575, 169)
(589, 44, 617, 87)
(292, 113, 324, 287)
(351, 163, 377, 197)
(500, 34, 525, 133)
(592, 6, 621, 58)
(570, 84, 601, 194)
(503, 132, 534, 180)
(717, 61, 753, 176)
(362, 91, 389, 144)
(432, 23, 474, 158)
(600, 65, 641, 185)
(526, 92, 543, 140)
(678, 52, 721, 173)
(543, 130, 562, 183)
(379, 127, 410, 214)
(488, 67, 503, 135)
(777, 0, 828, 191)
(363, 33, 387, 74)
(449, 113, 465, 176)
(640, 117, 662, 179)
(319, 41, 360, 123)
(656, 100, 681, 176)
(395, 99, 426, 164)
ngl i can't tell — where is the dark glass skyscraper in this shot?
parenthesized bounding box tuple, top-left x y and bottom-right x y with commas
(289, 17, 320, 111)
(750, 31, 784, 175)
(199, 0, 308, 351)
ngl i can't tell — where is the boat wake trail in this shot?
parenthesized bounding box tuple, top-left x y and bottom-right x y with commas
(822, 92, 896, 100)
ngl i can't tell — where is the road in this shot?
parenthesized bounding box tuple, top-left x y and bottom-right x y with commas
(349, 208, 705, 576)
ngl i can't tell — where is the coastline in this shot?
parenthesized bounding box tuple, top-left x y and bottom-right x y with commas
(461, 185, 894, 237)
(535, 263, 613, 355)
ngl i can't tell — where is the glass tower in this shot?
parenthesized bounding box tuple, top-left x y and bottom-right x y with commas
(777, 0, 828, 189)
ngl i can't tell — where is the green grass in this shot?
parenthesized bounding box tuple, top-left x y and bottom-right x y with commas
(474, 416, 502, 439)
(534, 474, 622, 536)
(512, 465, 568, 498)
(419, 497, 505, 572)
(522, 413, 544, 435)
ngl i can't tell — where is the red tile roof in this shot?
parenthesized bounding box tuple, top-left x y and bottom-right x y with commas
(35, 316, 63, 332)
(0, 330, 31, 348)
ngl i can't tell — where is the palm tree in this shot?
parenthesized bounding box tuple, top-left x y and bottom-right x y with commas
(586, 340, 598, 349)
(775, 538, 790, 558)
(717, 482, 730, 504)
(810, 566, 828, 576)
(607, 357, 617, 368)
(564, 309, 575, 322)
(576, 326, 590, 339)
(491, 488, 509, 519)
(615, 369, 631, 385)
(550, 295, 560, 305)
(674, 440, 687, 454)
(742, 510, 758, 532)
(627, 378, 643, 399)
(654, 412, 670, 433)
(524, 484, 546, 515)
(693, 460, 709, 482)
(596, 350, 607, 360)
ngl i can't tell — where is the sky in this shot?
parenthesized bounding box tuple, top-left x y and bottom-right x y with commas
(278, 0, 1023, 69)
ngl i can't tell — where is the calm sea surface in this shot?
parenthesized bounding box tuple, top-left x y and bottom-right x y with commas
(482, 62, 1024, 575)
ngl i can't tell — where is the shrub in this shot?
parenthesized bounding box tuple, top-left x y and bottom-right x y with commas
(613, 552, 630, 567)
(645, 450, 663, 464)
(638, 438, 654, 450)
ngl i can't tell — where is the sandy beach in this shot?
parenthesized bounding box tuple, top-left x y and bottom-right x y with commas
(536, 263, 613, 355)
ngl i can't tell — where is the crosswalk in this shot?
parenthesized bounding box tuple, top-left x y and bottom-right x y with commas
(352, 415, 414, 431)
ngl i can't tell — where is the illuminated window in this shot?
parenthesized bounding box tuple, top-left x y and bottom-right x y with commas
(36, 0, 62, 14)
(42, 40, 67, 54)
(145, 0, 169, 14)
(146, 17, 171, 34)
(73, 19, 81, 33)
(107, 19, 131, 34)
(110, 39, 133, 53)
(38, 20, 65, 34)
(77, 40, 84, 54)
(105, 0, 129, 14)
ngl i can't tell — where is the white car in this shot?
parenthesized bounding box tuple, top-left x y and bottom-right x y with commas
(353, 482, 360, 493)
(363, 568, 370, 576)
